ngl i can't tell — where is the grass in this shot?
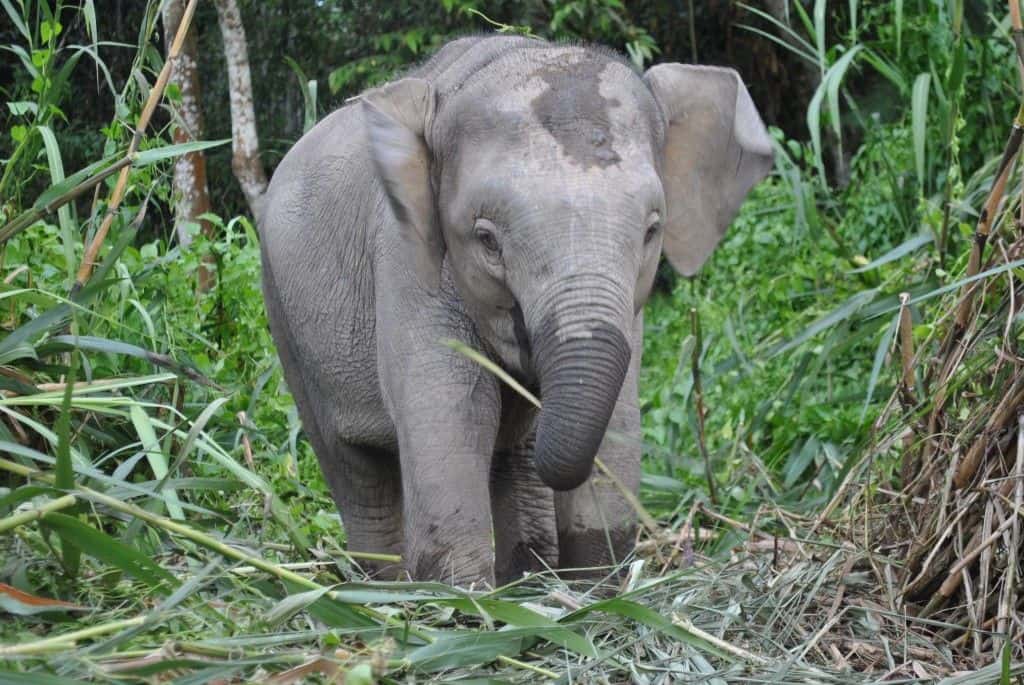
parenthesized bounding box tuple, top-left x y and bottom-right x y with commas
(1, 0, 1023, 682)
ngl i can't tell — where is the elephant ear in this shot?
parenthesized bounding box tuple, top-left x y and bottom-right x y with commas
(643, 64, 774, 276)
(362, 78, 444, 291)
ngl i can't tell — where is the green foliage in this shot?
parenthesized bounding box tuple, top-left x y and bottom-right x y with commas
(322, 0, 658, 98)
(638, 0, 1019, 519)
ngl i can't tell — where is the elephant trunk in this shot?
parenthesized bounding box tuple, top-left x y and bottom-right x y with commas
(528, 278, 632, 491)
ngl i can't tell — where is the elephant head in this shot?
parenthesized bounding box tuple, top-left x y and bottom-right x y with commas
(361, 47, 773, 491)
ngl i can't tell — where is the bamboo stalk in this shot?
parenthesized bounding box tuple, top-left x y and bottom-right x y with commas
(0, 157, 132, 245)
(494, 654, 558, 679)
(0, 494, 77, 533)
(0, 616, 145, 656)
(72, 0, 201, 292)
(923, 111, 1024, 477)
(897, 294, 916, 404)
(998, 415, 1023, 653)
(953, 111, 1024, 333)
(897, 293, 919, 483)
(954, 378, 1024, 488)
(672, 613, 769, 665)
(921, 507, 1016, 617)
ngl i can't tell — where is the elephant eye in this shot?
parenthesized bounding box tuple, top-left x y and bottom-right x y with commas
(644, 219, 661, 245)
(475, 219, 502, 255)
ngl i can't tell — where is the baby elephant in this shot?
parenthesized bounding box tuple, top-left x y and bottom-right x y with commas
(259, 35, 772, 586)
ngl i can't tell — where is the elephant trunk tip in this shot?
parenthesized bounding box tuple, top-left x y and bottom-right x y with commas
(535, 452, 595, 491)
(531, 321, 632, 492)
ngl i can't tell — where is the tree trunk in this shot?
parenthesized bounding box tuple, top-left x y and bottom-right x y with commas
(162, 0, 215, 292)
(214, 0, 268, 220)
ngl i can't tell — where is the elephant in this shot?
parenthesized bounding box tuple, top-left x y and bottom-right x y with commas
(258, 34, 773, 587)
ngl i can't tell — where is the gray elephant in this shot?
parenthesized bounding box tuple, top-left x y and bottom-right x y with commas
(259, 35, 772, 586)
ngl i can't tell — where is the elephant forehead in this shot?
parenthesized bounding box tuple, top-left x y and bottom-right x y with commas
(453, 51, 657, 172)
(528, 55, 630, 170)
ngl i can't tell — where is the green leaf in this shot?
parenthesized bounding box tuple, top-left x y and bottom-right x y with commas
(83, 0, 98, 44)
(6, 101, 37, 116)
(849, 233, 933, 273)
(405, 629, 536, 672)
(52, 325, 80, 578)
(1000, 638, 1011, 685)
(284, 57, 318, 133)
(911, 73, 931, 189)
(894, 0, 903, 57)
(267, 585, 334, 627)
(563, 598, 732, 660)
(784, 437, 818, 487)
(813, 0, 825, 71)
(438, 598, 597, 657)
(33, 154, 120, 210)
(0, 0, 30, 42)
(40, 19, 62, 42)
(132, 139, 230, 166)
(129, 405, 185, 520)
(861, 310, 900, 421)
(43, 513, 179, 593)
(768, 290, 877, 358)
(0, 343, 38, 365)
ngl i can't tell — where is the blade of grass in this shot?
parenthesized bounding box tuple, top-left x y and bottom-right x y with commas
(129, 404, 184, 520)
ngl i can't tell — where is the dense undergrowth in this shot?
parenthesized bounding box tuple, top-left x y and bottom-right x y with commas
(1, 0, 1022, 682)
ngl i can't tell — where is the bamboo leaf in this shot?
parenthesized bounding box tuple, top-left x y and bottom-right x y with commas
(563, 598, 731, 660)
(42, 513, 179, 593)
(404, 629, 535, 671)
(267, 585, 334, 627)
(861, 310, 900, 421)
(132, 139, 230, 166)
(284, 56, 317, 133)
(0, 0, 30, 42)
(912, 73, 931, 188)
(36, 126, 76, 282)
(129, 405, 185, 520)
(813, 0, 826, 72)
(849, 232, 933, 273)
(826, 46, 862, 147)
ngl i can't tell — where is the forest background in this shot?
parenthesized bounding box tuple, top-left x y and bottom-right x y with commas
(1, 1, 1023, 682)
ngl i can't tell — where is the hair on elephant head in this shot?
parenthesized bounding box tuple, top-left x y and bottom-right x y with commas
(360, 48, 773, 492)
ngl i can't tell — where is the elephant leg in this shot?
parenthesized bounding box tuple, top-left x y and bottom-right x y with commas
(317, 441, 404, 580)
(383, 343, 502, 586)
(491, 436, 559, 585)
(555, 312, 643, 575)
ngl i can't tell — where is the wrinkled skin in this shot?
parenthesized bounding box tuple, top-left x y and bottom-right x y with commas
(259, 35, 773, 586)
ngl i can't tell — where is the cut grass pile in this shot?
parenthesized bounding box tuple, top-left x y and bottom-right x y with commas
(0, 366, 1021, 683)
(2, 481, 1023, 683)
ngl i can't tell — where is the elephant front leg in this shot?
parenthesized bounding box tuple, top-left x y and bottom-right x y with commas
(401, 436, 496, 586)
(555, 314, 643, 575)
(491, 436, 559, 585)
(390, 360, 503, 587)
